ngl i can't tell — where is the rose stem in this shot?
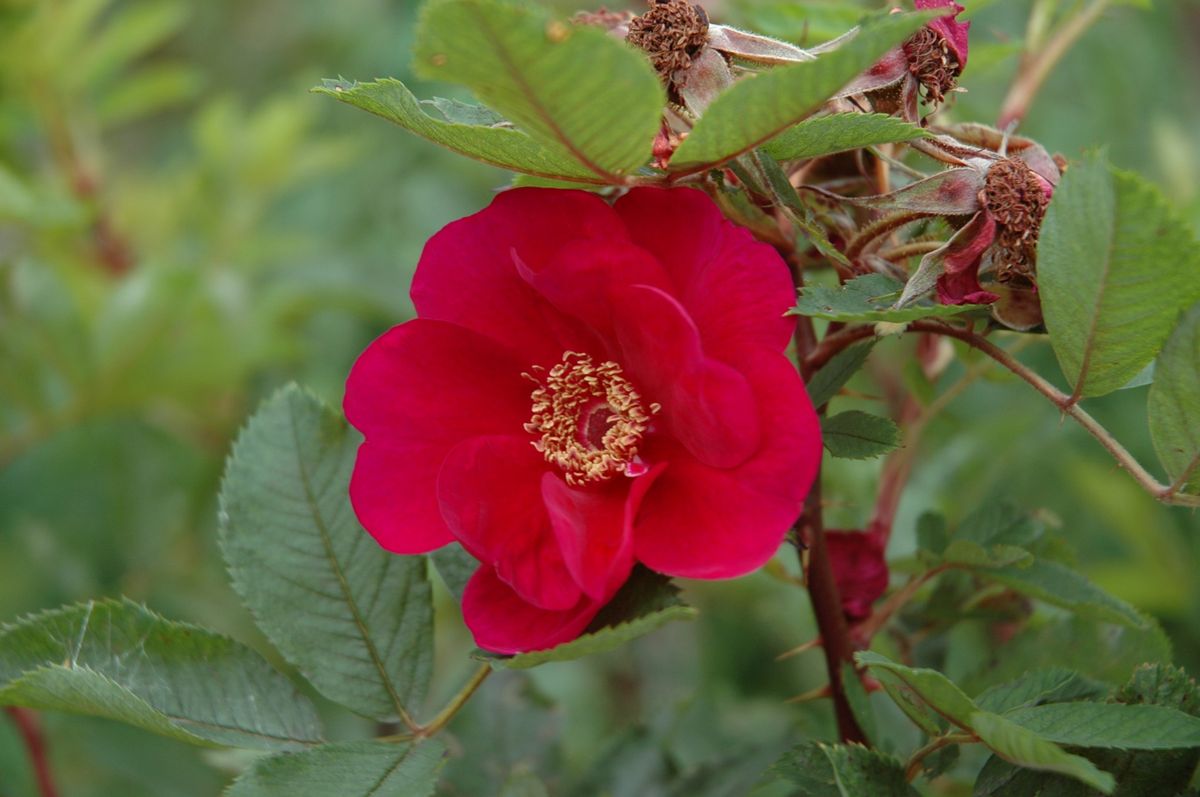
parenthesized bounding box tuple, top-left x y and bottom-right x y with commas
(998, 0, 1111, 130)
(5, 708, 59, 797)
(790, 263, 868, 744)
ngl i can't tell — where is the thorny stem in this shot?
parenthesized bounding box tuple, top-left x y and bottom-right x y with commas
(998, 0, 1111, 129)
(904, 732, 975, 781)
(5, 708, 59, 797)
(787, 263, 867, 744)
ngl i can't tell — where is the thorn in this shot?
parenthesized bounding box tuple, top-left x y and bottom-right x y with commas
(777, 637, 823, 661)
(785, 684, 833, 704)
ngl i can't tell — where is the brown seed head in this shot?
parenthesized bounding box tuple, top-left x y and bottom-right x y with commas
(983, 158, 1050, 285)
(626, 0, 710, 84)
(902, 27, 961, 104)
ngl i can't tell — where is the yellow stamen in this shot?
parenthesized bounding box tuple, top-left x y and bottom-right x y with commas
(524, 352, 660, 486)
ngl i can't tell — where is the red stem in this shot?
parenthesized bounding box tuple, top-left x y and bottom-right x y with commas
(788, 261, 867, 744)
(5, 707, 59, 797)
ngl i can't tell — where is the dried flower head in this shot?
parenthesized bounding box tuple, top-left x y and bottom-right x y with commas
(626, 0, 710, 84)
(983, 158, 1052, 285)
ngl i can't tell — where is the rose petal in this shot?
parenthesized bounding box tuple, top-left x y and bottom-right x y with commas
(344, 319, 530, 445)
(542, 464, 666, 600)
(412, 188, 626, 366)
(437, 436, 582, 611)
(633, 353, 820, 579)
(937, 211, 1000, 305)
(462, 565, 606, 654)
(613, 285, 761, 470)
(614, 188, 795, 360)
(916, 0, 970, 68)
(344, 320, 533, 554)
(516, 237, 671, 340)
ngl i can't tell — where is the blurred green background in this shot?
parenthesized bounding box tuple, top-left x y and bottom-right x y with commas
(1, 0, 1198, 794)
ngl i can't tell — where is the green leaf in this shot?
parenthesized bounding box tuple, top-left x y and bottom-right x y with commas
(855, 651, 978, 727)
(768, 742, 917, 797)
(973, 560, 1147, 629)
(220, 385, 433, 723)
(481, 569, 696, 669)
(1005, 703, 1200, 750)
(0, 599, 322, 750)
(1118, 663, 1200, 715)
(431, 543, 476, 603)
(821, 410, 901, 460)
(792, 274, 986, 323)
(1038, 152, 1200, 398)
(312, 78, 600, 182)
(413, 0, 664, 182)
(225, 740, 445, 797)
(1148, 302, 1200, 494)
(806, 340, 875, 409)
(762, 113, 927, 162)
(970, 711, 1116, 794)
(842, 662, 880, 748)
(940, 540, 1032, 569)
(975, 669, 1109, 714)
(955, 503, 1044, 549)
(669, 11, 934, 173)
(877, 669, 947, 735)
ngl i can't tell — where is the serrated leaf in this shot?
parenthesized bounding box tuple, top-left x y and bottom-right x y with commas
(955, 503, 1044, 548)
(793, 274, 986, 323)
(768, 742, 917, 797)
(220, 385, 433, 723)
(1118, 663, 1200, 714)
(856, 651, 978, 727)
(1148, 302, 1200, 494)
(876, 670, 946, 735)
(973, 560, 1147, 629)
(669, 11, 934, 172)
(413, 0, 663, 182)
(821, 410, 900, 459)
(0, 600, 322, 750)
(313, 79, 600, 182)
(479, 569, 695, 669)
(225, 740, 445, 797)
(970, 711, 1116, 794)
(1005, 703, 1200, 750)
(1038, 152, 1200, 399)
(806, 340, 875, 409)
(762, 113, 927, 162)
(976, 669, 1109, 714)
(430, 543, 477, 604)
(824, 744, 918, 796)
(940, 540, 1032, 568)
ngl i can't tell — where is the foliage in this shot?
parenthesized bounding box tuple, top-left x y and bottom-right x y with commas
(2, 0, 1200, 795)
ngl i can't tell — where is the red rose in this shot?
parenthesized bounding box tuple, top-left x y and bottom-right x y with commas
(344, 187, 821, 653)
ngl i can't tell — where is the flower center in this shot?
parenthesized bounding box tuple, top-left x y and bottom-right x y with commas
(983, 158, 1051, 286)
(903, 27, 961, 103)
(524, 352, 661, 486)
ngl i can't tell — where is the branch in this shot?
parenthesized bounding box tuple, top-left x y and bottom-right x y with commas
(5, 708, 59, 797)
(998, 0, 1111, 129)
(905, 321, 1200, 508)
